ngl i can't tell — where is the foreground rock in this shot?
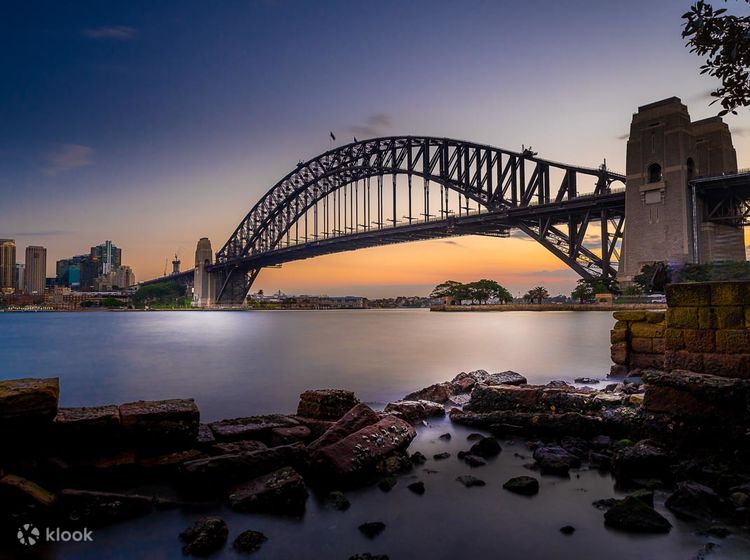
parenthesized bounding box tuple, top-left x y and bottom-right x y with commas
(451, 370, 527, 393)
(180, 516, 228, 555)
(358, 522, 386, 539)
(54, 405, 121, 444)
(665, 481, 728, 521)
(228, 467, 308, 515)
(209, 414, 299, 443)
(311, 415, 416, 479)
(503, 476, 539, 496)
(308, 403, 381, 451)
(532, 446, 581, 475)
(57, 489, 153, 526)
(603, 496, 672, 533)
(456, 475, 486, 487)
(612, 440, 670, 484)
(233, 530, 267, 554)
(297, 389, 359, 420)
(383, 400, 444, 423)
(404, 382, 453, 404)
(469, 437, 502, 458)
(0, 377, 59, 424)
(120, 398, 199, 446)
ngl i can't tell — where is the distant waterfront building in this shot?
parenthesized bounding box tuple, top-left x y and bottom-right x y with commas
(24, 246, 47, 294)
(114, 265, 135, 289)
(57, 254, 99, 290)
(90, 241, 121, 275)
(0, 239, 16, 293)
(15, 263, 25, 292)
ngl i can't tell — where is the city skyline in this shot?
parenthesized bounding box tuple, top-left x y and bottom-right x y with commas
(2, 1, 750, 297)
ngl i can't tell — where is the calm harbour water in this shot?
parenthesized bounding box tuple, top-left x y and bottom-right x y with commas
(1, 309, 749, 559)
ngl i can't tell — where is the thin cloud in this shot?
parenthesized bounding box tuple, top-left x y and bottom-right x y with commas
(10, 230, 75, 237)
(43, 144, 94, 176)
(348, 113, 392, 139)
(83, 26, 137, 40)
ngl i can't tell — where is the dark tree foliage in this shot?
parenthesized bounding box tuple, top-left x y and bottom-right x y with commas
(682, 1, 750, 115)
(132, 281, 188, 308)
(430, 279, 513, 304)
(523, 286, 549, 304)
(634, 262, 671, 294)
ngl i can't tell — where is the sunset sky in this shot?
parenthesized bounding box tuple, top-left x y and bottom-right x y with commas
(3, 1, 749, 297)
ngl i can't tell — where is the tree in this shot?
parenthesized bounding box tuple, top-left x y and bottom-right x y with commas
(524, 286, 549, 304)
(492, 284, 514, 304)
(430, 280, 464, 299)
(682, 1, 750, 115)
(132, 281, 188, 308)
(571, 279, 595, 303)
(633, 262, 670, 294)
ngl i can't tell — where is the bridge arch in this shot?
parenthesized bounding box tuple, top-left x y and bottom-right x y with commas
(213, 136, 626, 304)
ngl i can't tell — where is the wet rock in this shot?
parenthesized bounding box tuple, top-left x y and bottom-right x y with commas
(179, 516, 228, 556)
(629, 488, 655, 508)
(450, 408, 604, 438)
(460, 454, 486, 468)
(456, 475, 486, 487)
(196, 424, 216, 447)
(574, 378, 600, 384)
(451, 370, 528, 394)
(466, 433, 485, 441)
(592, 498, 619, 510)
(359, 522, 386, 539)
(119, 398, 199, 446)
(308, 403, 381, 451)
(0, 377, 59, 424)
(559, 525, 576, 535)
(58, 489, 153, 526)
(209, 415, 298, 443)
(349, 555, 389, 560)
(603, 496, 672, 533)
(54, 405, 121, 444)
(311, 415, 416, 479)
(291, 416, 335, 439)
(228, 467, 308, 515)
(665, 481, 728, 521)
(404, 382, 453, 404)
(233, 530, 267, 554)
(383, 400, 444, 423)
(410, 451, 427, 465)
(532, 446, 581, 475)
(211, 440, 267, 455)
(730, 491, 749, 508)
(407, 481, 425, 495)
(692, 542, 718, 560)
(464, 384, 541, 413)
(270, 425, 311, 446)
(375, 453, 411, 475)
(138, 449, 207, 472)
(433, 452, 450, 460)
(503, 476, 539, 496)
(469, 437, 501, 458)
(589, 452, 611, 470)
(0, 473, 56, 510)
(297, 389, 360, 420)
(700, 526, 731, 538)
(612, 441, 670, 484)
(377, 477, 397, 492)
(180, 443, 304, 490)
(590, 435, 612, 449)
(438, 433, 452, 441)
(326, 490, 351, 511)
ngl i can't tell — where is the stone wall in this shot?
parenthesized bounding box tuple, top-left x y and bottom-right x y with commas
(610, 310, 666, 375)
(663, 282, 750, 379)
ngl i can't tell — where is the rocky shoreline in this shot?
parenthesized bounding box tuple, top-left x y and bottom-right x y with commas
(1, 368, 749, 558)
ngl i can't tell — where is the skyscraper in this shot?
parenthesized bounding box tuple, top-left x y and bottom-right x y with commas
(90, 241, 121, 275)
(0, 239, 16, 293)
(15, 263, 25, 291)
(24, 246, 47, 294)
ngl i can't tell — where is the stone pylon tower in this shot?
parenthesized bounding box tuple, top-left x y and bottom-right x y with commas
(192, 238, 214, 307)
(618, 97, 743, 281)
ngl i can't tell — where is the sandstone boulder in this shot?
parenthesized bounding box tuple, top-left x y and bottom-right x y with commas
(307, 403, 380, 451)
(54, 405, 121, 444)
(0, 377, 59, 424)
(119, 398, 199, 446)
(228, 467, 308, 515)
(383, 400, 444, 423)
(233, 530, 267, 554)
(208, 414, 298, 443)
(297, 389, 359, 420)
(503, 475, 539, 495)
(665, 481, 728, 521)
(312, 415, 416, 478)
(58, 489, 153, 526)
(270, 425, 311, 446)
(404, 382, 453, 403)
(612, 441, 670, 484)
(0, 473, 56, 510)
(532, 446, 581, 475)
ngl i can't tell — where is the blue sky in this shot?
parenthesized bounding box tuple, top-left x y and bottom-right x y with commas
(2, 0, 749, 295)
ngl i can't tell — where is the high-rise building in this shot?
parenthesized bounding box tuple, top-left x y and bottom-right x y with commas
(0, 239, 16, 293)
(90, 241, 121, 275)
(56, 254, 99, 290)
(15, 263, 25, 291)
(24, 246, 47, 294)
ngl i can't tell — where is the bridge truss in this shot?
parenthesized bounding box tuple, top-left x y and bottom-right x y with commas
(212, 137, 626, 304)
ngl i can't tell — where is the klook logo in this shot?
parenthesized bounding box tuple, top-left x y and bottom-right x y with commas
(16, 524, 93, 546)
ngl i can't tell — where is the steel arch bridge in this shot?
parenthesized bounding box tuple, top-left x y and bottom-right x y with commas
(211, 136, 626, 305)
